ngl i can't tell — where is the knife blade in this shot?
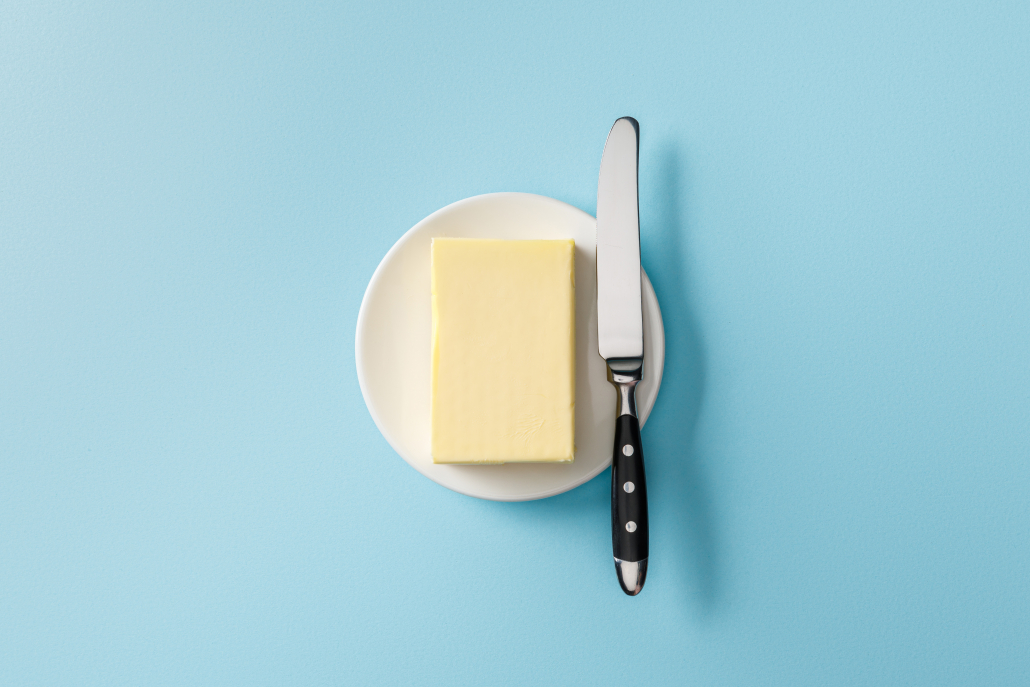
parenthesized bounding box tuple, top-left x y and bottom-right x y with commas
(596, 116, 649, 596)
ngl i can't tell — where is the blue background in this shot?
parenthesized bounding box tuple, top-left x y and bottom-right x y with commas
(3, 1, 1028, 685)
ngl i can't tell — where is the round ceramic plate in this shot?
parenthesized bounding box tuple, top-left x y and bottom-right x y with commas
(356, 193, 665, 501)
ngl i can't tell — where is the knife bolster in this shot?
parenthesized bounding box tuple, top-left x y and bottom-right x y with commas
(606, 357, 642, 418)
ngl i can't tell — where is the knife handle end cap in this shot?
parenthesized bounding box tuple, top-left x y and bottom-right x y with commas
(615, 557, 648, 596)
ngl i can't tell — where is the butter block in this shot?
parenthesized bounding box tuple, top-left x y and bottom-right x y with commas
(431, 238, 575, 464)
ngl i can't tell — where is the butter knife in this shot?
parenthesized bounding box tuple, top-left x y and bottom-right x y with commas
(596, 117, 648, 596)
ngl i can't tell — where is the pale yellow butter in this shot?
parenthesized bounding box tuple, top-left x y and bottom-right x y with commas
(431, 238, 575, 464)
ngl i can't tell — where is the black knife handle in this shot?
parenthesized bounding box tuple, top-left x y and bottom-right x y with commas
(611, 414, 648, 565)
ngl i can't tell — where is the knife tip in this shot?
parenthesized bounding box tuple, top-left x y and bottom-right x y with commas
(616, 116, 639, 131)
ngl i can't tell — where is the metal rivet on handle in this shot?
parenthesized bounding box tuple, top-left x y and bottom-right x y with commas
(623, 482, 635, 493)
(625, 521, 637, 532)
(622, 445, 634, 456)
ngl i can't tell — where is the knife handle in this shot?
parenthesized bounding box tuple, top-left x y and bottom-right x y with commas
(612, 414, 648, 588)
(607, 358, 648, 595)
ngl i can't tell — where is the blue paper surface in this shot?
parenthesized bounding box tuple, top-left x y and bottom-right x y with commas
(2, 1, 1029, 685)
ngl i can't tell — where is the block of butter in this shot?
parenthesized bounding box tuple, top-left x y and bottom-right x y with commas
(431, 238, 575, 464)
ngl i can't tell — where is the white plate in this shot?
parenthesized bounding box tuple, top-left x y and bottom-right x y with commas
(356, 193, 665, 501)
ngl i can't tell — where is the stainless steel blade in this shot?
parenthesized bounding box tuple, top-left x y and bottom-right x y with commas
(596, 117, 643, 361)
